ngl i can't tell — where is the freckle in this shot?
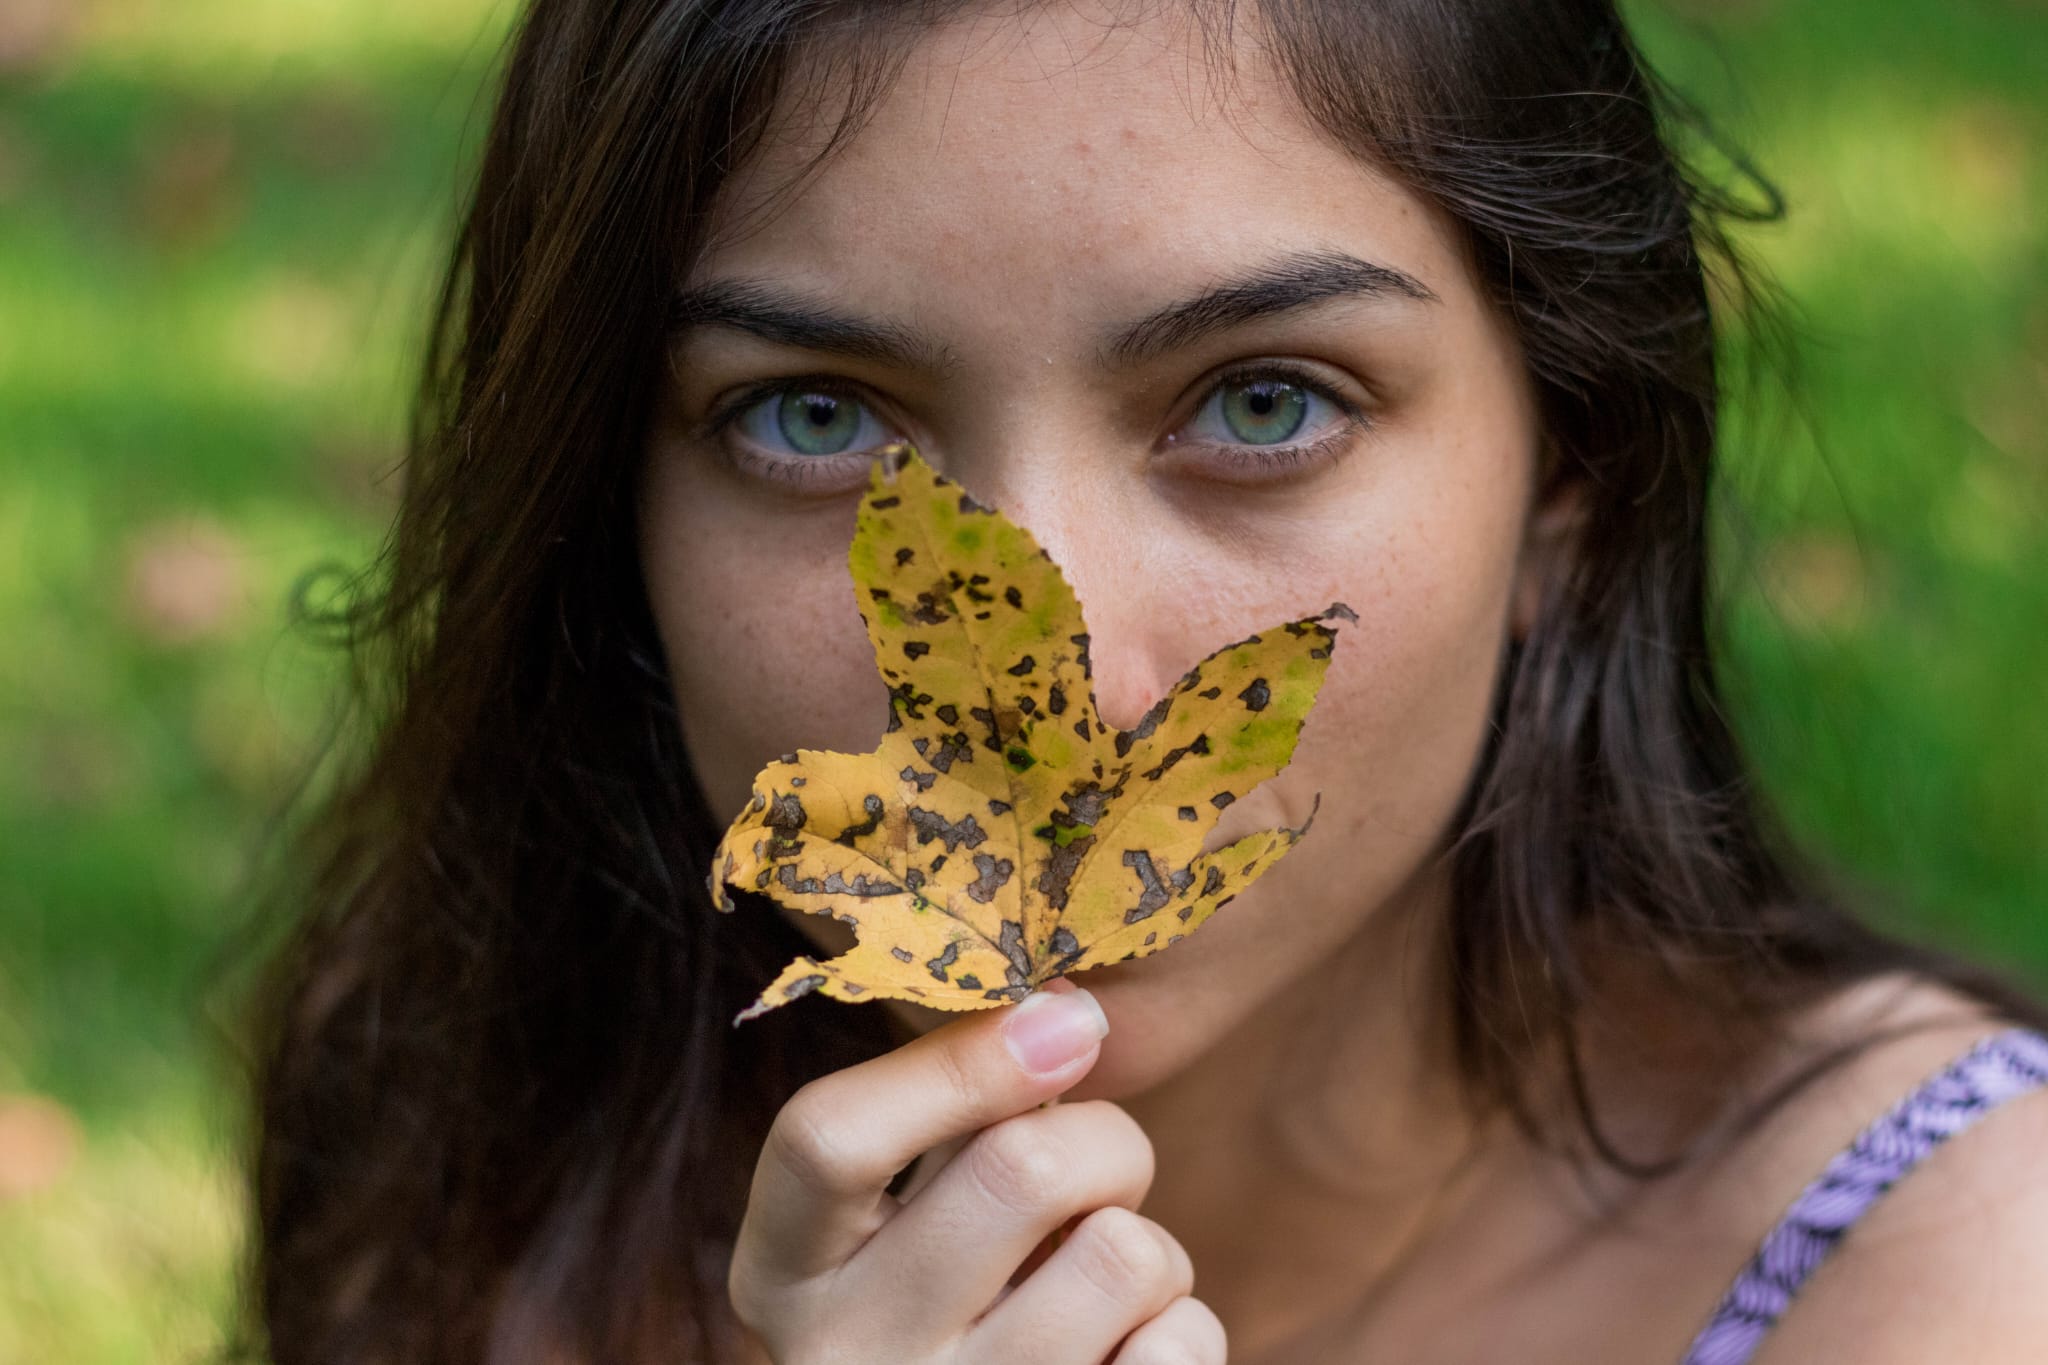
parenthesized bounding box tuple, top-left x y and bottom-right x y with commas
(1073, 138, 1091, 155)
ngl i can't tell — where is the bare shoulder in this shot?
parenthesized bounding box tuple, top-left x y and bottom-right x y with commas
(1750, 980, 2048, 1363)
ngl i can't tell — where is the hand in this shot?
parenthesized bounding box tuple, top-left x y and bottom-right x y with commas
(728, 978, 1227, 1363)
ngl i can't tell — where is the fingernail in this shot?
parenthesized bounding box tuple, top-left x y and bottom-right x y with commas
(1002, 987, 1109, 1075)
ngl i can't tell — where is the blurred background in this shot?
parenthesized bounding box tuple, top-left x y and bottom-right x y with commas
(0, 0, 2040, 1357)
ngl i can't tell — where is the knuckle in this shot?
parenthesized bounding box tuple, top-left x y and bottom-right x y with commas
(769, 1084, 871, 1198)
(1117, 1298, 1226, 1365)
(725, 1247, 770, 1325)
(1117, 1338, 1203, 1365)
(1071, 1207, 1177, 1301)
(931, 1030, 989, 1115)
(1072, 1100, 1156, 1184)
(966, 1119, 1068, 1218)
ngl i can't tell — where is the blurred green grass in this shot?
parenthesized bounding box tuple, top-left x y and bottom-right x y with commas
(0, 0, 2041, 1358)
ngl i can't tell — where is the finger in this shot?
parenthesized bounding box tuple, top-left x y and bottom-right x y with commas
(1111, 1296, 1228, 1365)
(738, 980, 1109, 1286)
(965, 1207, 1195, 1365)
(845, 1099, 1154, 1336)
(891, 1131, 971, 1203)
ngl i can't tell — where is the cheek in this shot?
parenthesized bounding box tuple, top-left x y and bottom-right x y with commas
(637, 461, 889, 824)
(1061, 421, 1534, 1097)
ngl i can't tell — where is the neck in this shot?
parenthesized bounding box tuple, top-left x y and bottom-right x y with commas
(1115, 858, 1497, 1356)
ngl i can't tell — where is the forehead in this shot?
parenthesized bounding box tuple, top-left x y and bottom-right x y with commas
(692, 0, 1469, 307)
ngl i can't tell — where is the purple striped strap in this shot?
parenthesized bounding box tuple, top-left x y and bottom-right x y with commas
(1679, 1026, 2048, 1365)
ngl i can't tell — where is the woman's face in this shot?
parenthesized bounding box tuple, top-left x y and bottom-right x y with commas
(640, 1, 1548, 1097)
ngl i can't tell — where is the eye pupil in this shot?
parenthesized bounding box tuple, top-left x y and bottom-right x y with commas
(1220, 380, 1307, 445)
(777, 390, 862, 455)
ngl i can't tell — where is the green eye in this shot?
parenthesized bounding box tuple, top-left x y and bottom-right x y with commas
(1218, 380, 1309, 445)
(775, 391, 863, 455)
(727, 384, 892, 460)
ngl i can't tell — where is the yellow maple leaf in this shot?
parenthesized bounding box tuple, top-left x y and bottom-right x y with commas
(710, 442, 1353, 1024)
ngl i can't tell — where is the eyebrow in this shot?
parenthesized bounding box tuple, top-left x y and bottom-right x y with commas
(668, 248, 1438, 374)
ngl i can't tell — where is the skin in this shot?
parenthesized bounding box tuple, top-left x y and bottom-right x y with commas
(637, 3, 2048, 1360)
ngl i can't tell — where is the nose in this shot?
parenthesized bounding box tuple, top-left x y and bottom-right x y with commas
(943, 444, 1180, 735)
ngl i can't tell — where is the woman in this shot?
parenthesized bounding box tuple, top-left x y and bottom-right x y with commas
(240, 0, 2048, 1361)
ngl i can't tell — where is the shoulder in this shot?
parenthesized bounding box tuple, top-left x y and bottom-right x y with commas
(1750, 985, 2048, 1362)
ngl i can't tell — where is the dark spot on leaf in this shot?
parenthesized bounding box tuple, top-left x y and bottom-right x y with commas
(907, 808, 988, 852)
(966, 853, 1016, 904)
(767, 793, 806, 830)
(1202, 865, 1224, 896)
(870, 496, 901, 509)
(1047, 684, 1067, 715)
(936, 703, 959, 725)
(1046, 925, 1083, 974)
(1007, 655, 1036, 677)
(833, 793, 886, 845)
(785, 974, 828, 999)
(1005, 746, 1035, 771)
(1004, 585, 1023, 608)
(974, 610, 992, 620)
(989, 799, 1012, 815)
(1198, 686, 1222, 700)
(891, 946, 914, 962)
(1121, 849, 1173, 923)
(928, 735, 973, 773)
(1035, 833, 1095, 910)
(1143, 932, 1157, 946)
(888, 681, 934, 721)
(1074, 719, 1090, 741)
(904, 641, 931, 660)
(958, 492, 989, 513)
(956, 974, 983, 990)
(1211, 791, 1235, 809)
(1177, 806, 1196, 821)
(1063, 785, 1113, 825)
(1238, 678, 1271, 712)
(1114, 695, 1171, 758)
(895, 546, 915, 565)
(926, 941, 959, 982)
(900, 765, 936, 792)
(1141, 735, 1209, 782)
(776, 865, 902, 897)
(996, 919, 1030, 983)
(1018, 695, 1036, 716)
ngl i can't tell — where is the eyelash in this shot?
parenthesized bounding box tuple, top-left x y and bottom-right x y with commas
(700, 361, 1373, 488)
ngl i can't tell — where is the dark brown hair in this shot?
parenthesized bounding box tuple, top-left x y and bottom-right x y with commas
(232, 1, 2042, 1361)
